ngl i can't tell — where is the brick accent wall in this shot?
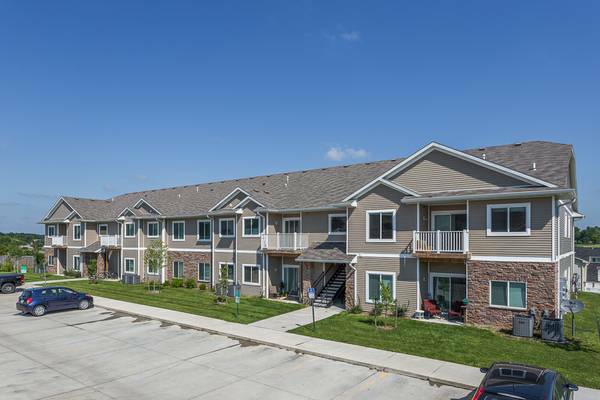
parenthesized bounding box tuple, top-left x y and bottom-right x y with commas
(167, 251, 210, 284)
(44, 249, 57, 274)
(466, 260, 558, 329)
(345, 264, 355, 309)
(97, 252, 106, 275)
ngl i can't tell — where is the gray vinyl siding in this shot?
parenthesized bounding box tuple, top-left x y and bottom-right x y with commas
(237, 203, 261, 251)
(86, 222, 98, 246)
(389, 150, 527, 193)
(348, 185, 416, 254)
(355, 256, 418, 315)
(167, 218, 203, 249)
(47, 202, 73, 220)
(267, 255, 298, 295)
(560, 254, 573, 282)
(65, 248, 81, 271)
(122, 219, 138, 249)
(122, 249, 140, 275)
(468, 197, 552, 258)
(559, 206, 573, 255)
(237, 252, 263, 296)
(65, 219, 83, 247)
(302, 211, 346, 245)
(214, 215, 236, 250)
(141, 220, 163, 248)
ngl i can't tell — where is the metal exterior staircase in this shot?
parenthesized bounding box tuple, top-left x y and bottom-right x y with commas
(313, 267, 345, 308)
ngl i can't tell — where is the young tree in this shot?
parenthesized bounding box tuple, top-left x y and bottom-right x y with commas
(380, 280, 394, 327)
(144, 240, 168, 293)
(216, 264, 229, 303)
(87, 259, 98, 284)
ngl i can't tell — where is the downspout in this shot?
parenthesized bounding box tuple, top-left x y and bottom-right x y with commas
(211, 216, 215, 288)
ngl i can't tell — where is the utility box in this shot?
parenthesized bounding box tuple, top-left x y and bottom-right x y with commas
(513, 314, 534, 338)
(122, 274, 140, 285)
(541, 318, 565, 343)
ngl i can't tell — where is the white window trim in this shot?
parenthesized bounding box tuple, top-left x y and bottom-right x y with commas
(489, 280, 528, 310)
(242, 217, 260, 238)
(172, 220, 185, 241)
(486, 203, 531, 237)
(591, 257, 600, 263)
(197, 219, 211, 242)
(124, 222, 136, 238)
(147, 221, 160, 238)
(430, 210, 467, 230)
(219, 262, 235, 282)
(72, 224, 82, 241)
(146, 263, 159, 275)
(48, 255, 55, 266)
(328, 213, 347, 235)
(124, 258, 136, 274)
(173, 260, 184, 278)
(242, 264, 261, 286)
(365, 209, 397, 243)
(282, 217, 301, 233)
(73, 255, 81, 271)
(198, 262, 211, 282)
(365, 271, 396, 303)
(47, 225, 57, 237)
(219, 218, 235, 238)
(98, 224, 109, 236)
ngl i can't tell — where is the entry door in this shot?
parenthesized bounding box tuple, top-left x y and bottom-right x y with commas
(283, 219, 300, 233)
(282, 265, 299, 296)
(432, 213, 467, 231)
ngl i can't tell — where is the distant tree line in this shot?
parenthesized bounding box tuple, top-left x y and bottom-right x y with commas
(575, 226, 600, 245)
(0, 232, 44, 263)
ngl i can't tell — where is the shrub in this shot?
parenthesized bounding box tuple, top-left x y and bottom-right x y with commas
(162, 280, 171, 287)
(348, 305, 363, 314)
(171, 278, 184, 288)
(184, 278, 196, 289)
(1, 260, 14, 272)
(64, 270, 81, 278)
(198, 283, 207, 291)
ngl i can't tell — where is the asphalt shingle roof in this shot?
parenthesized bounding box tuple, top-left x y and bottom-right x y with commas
(48, 141, 573, 221)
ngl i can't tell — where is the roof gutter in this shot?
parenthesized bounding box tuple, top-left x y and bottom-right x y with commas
(256, 203, 352, 213)
(401, 188, 575, 204)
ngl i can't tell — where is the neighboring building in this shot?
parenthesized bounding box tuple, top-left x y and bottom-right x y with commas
(41, 141, 581, 328)
(0, 255, 35, 272)
(575, 247, 600, 293)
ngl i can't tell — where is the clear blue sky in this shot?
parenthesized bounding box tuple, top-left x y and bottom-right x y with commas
(0, 1, 599, 234)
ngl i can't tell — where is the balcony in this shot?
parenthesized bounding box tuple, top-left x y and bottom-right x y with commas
(100, 235, 121, 247)
(412, 230, 469, 260)
(260, 233, 309, 254)
(51, 236, 66, 247)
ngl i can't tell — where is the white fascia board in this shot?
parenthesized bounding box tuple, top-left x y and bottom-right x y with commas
(233, 195, 266, 210)
(401, 188, 575, 204)
(343, 142, 557, 202)
(43, 197, 80, 221)
(379, 179, 421, 197)
(117, 207, 136, 218)
(208, 187, 252, 212)
(133, 199, 162, 215)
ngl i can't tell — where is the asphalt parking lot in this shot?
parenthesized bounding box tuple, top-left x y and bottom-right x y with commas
(0, 292, 471, 399)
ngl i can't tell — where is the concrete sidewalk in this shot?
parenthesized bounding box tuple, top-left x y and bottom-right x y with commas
(91, 296, 600, 399)
(26, 277, 87, 285)
(250, 304, 344, 332)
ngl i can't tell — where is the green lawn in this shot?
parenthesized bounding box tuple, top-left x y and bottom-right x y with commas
(23, 273, 78, 282)
(291, 293, 600, 389)
(60, 280, 303, 324)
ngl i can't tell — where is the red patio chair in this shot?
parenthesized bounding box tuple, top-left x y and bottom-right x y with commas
(423, 299, 441, 317)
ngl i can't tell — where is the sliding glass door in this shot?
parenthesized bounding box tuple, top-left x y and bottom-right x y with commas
(431, 274, 466, 315)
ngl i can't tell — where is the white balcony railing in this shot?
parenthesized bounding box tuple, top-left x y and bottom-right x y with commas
(260, 233, 309, 251)
(100, 235, 121, 247)
(51, 236, 66, 246)
(413, 230, 469, 254)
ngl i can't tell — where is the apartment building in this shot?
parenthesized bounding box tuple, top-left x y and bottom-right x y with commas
(41, 141, 581, 328)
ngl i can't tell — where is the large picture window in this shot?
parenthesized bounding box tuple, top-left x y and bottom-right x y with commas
(197, 220, 211, 241)
(172, 221, 185, 241)
(366, 210, 395, 241)
(243, 264, 260, 285)
(219, 218, 235, 238)
(198, 262, 211, 282)
(490, 281, 526, 309)
(328, 214, 347, 235)
(487, 203, 530, 236)
(243, 217, 260, 237)
(366, 271, 395, 303)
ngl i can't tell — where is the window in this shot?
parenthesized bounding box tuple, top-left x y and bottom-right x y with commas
(197, 220, 211, 241)
(147, 221, 159, 238)
(125, 222, 136, 238)
(487, 203, 530, 236)
(366, 210, 395, 241)
(366, 272, 395, 303)
(172, 221, 185, 241)
(73, 255, 81, 271)
(283, 218, 300, 233)
(147, 263, 159, 275)
(99, 224, 108, 236)
(73, 224, 81, 241)
(243, 217, 260, 237)
(198, 262, 211, 282)
(219, 262, 235, 282)
(243, 264, 260, 285)
(124, 258, 135, 274)
(47, 225, 56, 237)
(173, 261, 184, 278)
(48, 255, 55, 266)
(591, 257, 600, 263)
(431, 212, 467, 231)
(219, 218, 235, 238)
(328, 214, 347, 235)
(490, 281, 527, 309)
(564, 214, 571, 238)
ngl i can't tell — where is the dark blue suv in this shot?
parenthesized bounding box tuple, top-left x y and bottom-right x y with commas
(17, 286, 93, 316)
